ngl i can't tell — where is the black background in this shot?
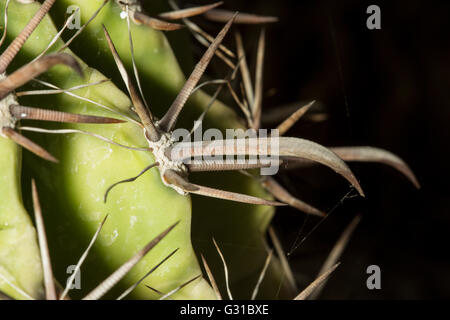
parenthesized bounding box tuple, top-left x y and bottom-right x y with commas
(185, 0, 450, 299)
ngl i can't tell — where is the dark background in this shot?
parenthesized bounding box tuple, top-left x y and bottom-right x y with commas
(184, 0, 450, 299)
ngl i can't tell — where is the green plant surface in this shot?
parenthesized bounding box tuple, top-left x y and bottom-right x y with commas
(50, 0, 237, 129)
(47, 0, 291, 298)
(1, 0, 215, 299)
(0, 137, 43, 300)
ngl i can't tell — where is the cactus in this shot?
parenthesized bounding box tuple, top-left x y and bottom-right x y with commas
(0, 0, 419, 300)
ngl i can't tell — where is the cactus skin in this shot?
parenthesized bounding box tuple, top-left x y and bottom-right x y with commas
(49, 0, 291, 298)
(51, 0, 240, 129)
(0, 0, 291, 299)
(1, 0, 215, 299)
(0, 137, 44, 300)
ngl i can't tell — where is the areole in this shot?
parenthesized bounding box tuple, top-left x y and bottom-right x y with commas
(0, 73, 17, 134)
